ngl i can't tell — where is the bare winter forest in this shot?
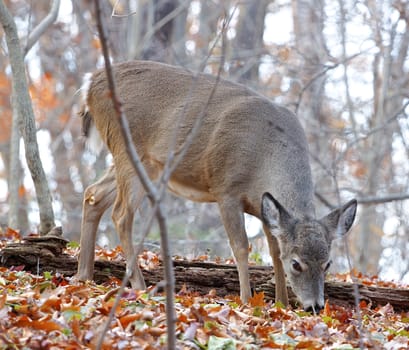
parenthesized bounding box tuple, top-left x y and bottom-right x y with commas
(0, 0, 408, 282)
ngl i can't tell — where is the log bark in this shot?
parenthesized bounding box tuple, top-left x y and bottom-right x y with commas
(1, 237, 408, 311)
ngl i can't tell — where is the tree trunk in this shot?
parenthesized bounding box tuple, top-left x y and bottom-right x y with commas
(0, 1, 55, 234)
(230, 1, 270, 84)
(292, 0, 331, 175)
(355, 2, 407, 274)
(292, 0, 332, 188)
(128, 0, 180, 62)
(197, 0, 220, 60)
(7, 87, 21, 231)
(170, 0, 188, 64)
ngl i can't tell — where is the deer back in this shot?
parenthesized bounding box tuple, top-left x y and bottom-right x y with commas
(82, 61, 315, 219)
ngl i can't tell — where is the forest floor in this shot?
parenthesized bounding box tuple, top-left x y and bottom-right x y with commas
(0, 228, 408, 349)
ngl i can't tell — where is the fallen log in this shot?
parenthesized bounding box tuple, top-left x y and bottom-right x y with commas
(1, 236, 408, 310)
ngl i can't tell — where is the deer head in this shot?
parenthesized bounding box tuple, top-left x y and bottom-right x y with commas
(261, 192, 357, 312)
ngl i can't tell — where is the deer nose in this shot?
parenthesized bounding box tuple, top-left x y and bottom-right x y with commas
(304, 303, 323, 314)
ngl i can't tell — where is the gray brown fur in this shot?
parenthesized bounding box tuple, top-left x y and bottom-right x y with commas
(76, 60, 357, 312)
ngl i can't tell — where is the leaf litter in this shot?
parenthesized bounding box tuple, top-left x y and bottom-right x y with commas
(0, 230, 408, 349)
(0, 267, 408, 349)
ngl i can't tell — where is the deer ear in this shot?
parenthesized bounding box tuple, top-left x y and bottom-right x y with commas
(261, 192, 292, 233)
(321, 199, 357, 240)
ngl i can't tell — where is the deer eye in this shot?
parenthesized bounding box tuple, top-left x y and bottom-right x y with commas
(291, 259, 302, 273)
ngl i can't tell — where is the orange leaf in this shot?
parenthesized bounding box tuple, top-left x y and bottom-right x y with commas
(296, 339, 324, 349)
(18, 185, 27, 198)
(40, 295, 62, 312)
(359, 300, 367, 309)
(255, 324, 278, 338)
(92, 37, 101, 49)
(0, 291, 6, 309)
(12, 302, 38, 316)
(43, 71, 53, 81)
(119, 313, 140, 328)
(71, 318, 81, 338)
(225, 294, 242, 305)
(98, 297, 124, 316)
(178, 313, 189, 323)
(249, 291, 265, 307)
(4, 227, 21, 240)
(323, 299, 331, 316)
(33, 320, 63, 332)
(37, 321, 62, 332)
(14, 316, 62, 332)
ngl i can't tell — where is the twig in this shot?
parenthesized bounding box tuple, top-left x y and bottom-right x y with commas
(24, 0, 61, 56)
(294, 52, 363, 115)
(92, 3, 236, 347)
(134, 0, 190, 53)
(358, 192, 409, 205)
(94, 6, 156, 199)
(343, 238, 365, 350)
(93, 1, 176, 349)
(132, 6, 233, 278)
(314, 191, 336, 210)
(131, 4, 234, 284)
(316, 190, 409, 210)
(127, 3, 235, 264)
(341, 100, 409, 156)
(111, 0, 191, 61)
(166, 8, 234, 176)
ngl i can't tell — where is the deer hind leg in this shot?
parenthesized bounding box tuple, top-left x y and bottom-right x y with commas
(218, 198, 251, 303)
(263, 225, 289, 306)
(112, 168, 147, 290)
(77, 165, 117, 281)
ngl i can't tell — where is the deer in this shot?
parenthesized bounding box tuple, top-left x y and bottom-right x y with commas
(76, 60, 357, 313)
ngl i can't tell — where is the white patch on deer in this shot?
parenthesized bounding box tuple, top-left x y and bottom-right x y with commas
(87, 124, 104, 155)
(80, 73, 93, 113)
(81, 73, 104, 154)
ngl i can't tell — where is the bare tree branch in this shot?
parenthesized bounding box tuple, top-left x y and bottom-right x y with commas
(294, 52, 363, 115)
(92, 3, 237, 348)
(135, 8, 234, 247)
(127, 12, 235, 296)
(341, 100, 409, 156)
(357, 193, 409, 205)
(166, 10, 234, 176)
(24, 0, 61, 56)
(316, 190, 409, 209)
(93, 1, 178, 349)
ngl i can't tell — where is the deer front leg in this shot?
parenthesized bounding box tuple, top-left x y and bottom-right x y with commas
(77, 166, 117, 281)
(218, 199, 251, 303)
(264, 225, 289, 306)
